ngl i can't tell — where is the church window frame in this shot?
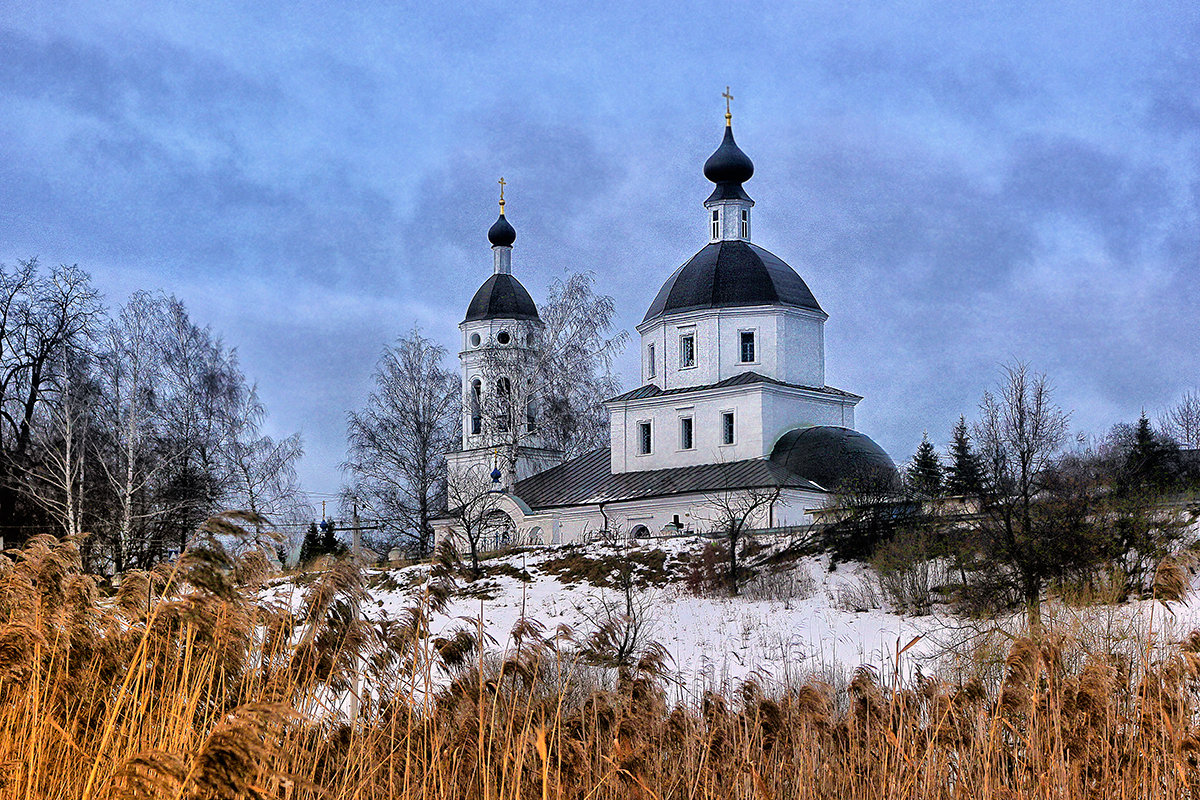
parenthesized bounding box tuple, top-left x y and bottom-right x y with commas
(739, 329, 757, 364)
(721, 410, 736, 446)
(637, 420, 653, 455)
(679, 330, 696, 369)
(497, 330, 511, 345)
(711, 209, 720, 240)
(470, 332, 481, 347)
(740, 209, 749, 239)
(647, 342, 656, 378)
(679, 415, 694, 451)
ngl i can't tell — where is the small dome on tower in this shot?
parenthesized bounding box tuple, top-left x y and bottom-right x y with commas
(703, 125, 755, 186)
(487, 212, 516, 247)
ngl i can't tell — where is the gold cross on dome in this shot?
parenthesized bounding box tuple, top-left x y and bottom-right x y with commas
(498, 176, 506, 210)
(723, 86, 734, 123)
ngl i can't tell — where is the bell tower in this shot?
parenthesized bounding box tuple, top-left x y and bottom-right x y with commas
(446, 182, 564, 493)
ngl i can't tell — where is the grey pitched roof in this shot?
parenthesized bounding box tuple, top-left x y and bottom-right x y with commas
(605, 371, 861, 404)
(642, 240, 823, 323)
(464, 273, 540, 322)
(510, 448, 820, 511)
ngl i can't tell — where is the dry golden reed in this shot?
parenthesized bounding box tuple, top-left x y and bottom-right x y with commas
(1, 521, 1199, 799)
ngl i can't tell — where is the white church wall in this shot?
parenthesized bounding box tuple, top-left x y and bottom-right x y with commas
(608, 385, 766, 473)
(760, 387, 857, 452)
(772, 488, 827, 527)
(433, 485, 834, 552)
(778, 312, 825, 387)
(518, 489, 826, 545)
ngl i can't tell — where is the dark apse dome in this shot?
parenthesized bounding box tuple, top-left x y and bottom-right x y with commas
(770, 426, 900, 492)
(642, 240, 823, 323)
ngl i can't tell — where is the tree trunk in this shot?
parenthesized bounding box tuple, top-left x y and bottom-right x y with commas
(729, 531, 739, 597)
(1025, 578, 1043, 635)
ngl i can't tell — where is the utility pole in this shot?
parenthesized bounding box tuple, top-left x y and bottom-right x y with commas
(350, 494, 362, 721)
(352, 496, 362, 566)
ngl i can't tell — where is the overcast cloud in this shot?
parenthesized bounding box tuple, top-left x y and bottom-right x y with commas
(2, 1, 1198, 499)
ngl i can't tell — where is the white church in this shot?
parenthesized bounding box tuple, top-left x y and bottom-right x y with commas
(433, 106, 897, 546)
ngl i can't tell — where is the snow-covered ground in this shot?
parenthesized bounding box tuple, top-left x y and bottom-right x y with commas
(295, 537, 1200, 698)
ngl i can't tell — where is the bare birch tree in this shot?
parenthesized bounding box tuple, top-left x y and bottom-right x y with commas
(222, 386, 307, 551)
(0, 260, 102, 534)
(344, 328, 459, 555)
(476, 272, 627, 484)
(703, 483, 783, 597)
(1161, 389, 1200, 450)
(17, 349, 98, 540)
(972, 361, 1071, 630)
(443, 462, 506, 577)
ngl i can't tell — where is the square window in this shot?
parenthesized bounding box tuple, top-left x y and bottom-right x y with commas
(680, 417, 694, 450)
(638, 421, 652, 455)
(740, 330, 755, 363)
(647, 343, 656, 378)
(680, 333, 696, 368)
(722, 411, 735, 445)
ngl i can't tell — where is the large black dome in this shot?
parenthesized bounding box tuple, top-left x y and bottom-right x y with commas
(642, 240, 823, 323)
(464, 274, 540, 322)
(770, 426, 900, 492)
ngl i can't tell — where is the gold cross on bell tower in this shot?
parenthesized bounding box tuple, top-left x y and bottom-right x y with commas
(722, 86, 734, 125)
(498, 177, 506, 213)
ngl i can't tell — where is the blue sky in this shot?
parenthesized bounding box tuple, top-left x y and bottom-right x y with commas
(2, 1, 1198, 498)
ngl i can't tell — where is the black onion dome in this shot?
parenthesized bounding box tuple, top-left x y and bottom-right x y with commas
(704, 125, 754, 183)
(770, 426, 900, 493)
(642, 240, 823, 323)
(703, 125, 754, 202)
(487, 212, 516, 247)
(464, 273, 540, 322)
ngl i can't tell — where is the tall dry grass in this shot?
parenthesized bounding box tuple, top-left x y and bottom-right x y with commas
(2, 518, 1200, 799)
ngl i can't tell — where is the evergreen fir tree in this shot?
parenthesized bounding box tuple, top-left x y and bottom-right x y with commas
(1122, 412, 1181, 493)
(299, 522, 321, 565)
(320, 520, 341, 556)
(906, 432, 944, 498)
(945, 415, 983, 496)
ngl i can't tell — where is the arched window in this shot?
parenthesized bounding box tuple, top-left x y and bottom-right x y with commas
(631, 524, 651, 539)
(470, 379, 482, 435)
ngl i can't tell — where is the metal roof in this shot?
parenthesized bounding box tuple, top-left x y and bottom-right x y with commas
(463, 273, 540, 323)
(605, 371, 861, 404)
(642, 240, 823, 324)
(510, 448, 820, 511)
(770, 425, 900, 492)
